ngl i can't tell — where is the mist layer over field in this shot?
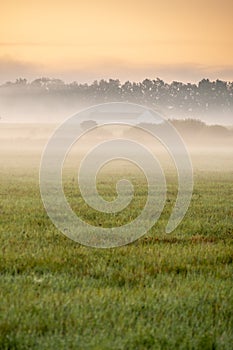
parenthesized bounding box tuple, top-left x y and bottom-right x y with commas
(0, 120, 232, 162)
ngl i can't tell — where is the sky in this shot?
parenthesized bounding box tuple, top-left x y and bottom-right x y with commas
(0, 0, 233, 83)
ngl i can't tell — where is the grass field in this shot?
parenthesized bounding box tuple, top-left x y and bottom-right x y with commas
(0, 148, 233, 349)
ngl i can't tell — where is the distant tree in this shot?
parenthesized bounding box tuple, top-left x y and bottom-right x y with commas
(80, 120, 98, 131)
(15, 78, 27, 86)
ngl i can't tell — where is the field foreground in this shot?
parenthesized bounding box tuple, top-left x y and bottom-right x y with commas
(0, 148, 233, 349)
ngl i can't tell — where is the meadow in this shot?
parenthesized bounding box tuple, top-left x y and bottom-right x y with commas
(0, 136, 233, 349)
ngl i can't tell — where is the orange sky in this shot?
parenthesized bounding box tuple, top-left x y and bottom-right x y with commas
(0, 0, 232, 82)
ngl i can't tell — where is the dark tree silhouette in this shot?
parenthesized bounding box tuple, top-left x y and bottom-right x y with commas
(80, 120, 98, 131)
(0, 77, 232, 123)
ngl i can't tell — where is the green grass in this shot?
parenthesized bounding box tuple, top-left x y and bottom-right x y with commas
(0, 154, 233, 349)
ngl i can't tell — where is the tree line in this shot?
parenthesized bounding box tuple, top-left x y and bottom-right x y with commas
(0, 77, 233, 121)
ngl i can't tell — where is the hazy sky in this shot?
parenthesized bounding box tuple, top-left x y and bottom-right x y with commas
(0, 0, 233, 83)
